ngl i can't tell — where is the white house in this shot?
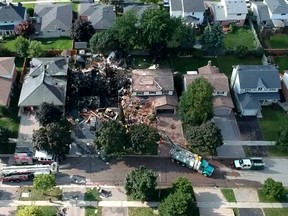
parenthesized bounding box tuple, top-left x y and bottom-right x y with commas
(230, 65, 281, 116)
(169, 0, 205, 25)
(208, 0, 248, 26)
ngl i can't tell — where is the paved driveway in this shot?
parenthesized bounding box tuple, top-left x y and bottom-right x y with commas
(0, 207, 16, 216)
(17, 115, 39, 147)
(239, 208, 264, 216)
(212, 114, 240, 141)
(233, 188, 259, 202)
(102, 207, 128, 216)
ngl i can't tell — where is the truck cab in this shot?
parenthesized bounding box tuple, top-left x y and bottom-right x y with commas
(200, 160, 214, 176)
(232, 157, 265, 170)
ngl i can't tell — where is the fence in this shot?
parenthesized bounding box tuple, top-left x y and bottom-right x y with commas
(248, 18, 262, 49)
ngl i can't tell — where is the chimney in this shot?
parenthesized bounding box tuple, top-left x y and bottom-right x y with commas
(207, 60, 212, 66)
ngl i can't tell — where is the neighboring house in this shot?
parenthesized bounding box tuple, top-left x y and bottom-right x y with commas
(281, 71, 288, 102)
(0, 57, 17, 106)
(230, 65, 281, 116)
(131, 69, 174, 96)
(33, 4, 72, 38)
(153, 95, 178, 114)
(0, 3, 26, 36)
(169, 0, 205, 25)
(251, 0, 288, 29)
(79, 3, 116, 31)
(183, 61, 234, 116)
(18, 57, 68, 113)
(124, 4, 155, 17)
(208, 0, 248, 26)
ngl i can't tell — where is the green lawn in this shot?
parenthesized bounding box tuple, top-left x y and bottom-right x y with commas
(267, 146, 288, 157)
(217, 55, 262, 78)
(170, 54, 218, 74)
(35, 37, 73, 50)
(224, 27, 257, 50)
(274, 57, 288, 73)
(19, 187, 62, 201)
(128, 207, 156, 216)
(85, 207, 102, 216)
(221, 189, 236, 202)
(17, 206, 58, 216)
(258, 188, 288, 203)
(265, 34, 288, 49)
(258, 105, 288, 141)
(84, 188, 102, 201)
(73, 3, 79, 12)
(233, 208, 240, 216)
(2, 37, 17, 53)
(22, 3, 35, 9)
(264, 208, 288, 216)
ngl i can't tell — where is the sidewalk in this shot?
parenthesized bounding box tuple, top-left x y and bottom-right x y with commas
(197, 202, 288, 208)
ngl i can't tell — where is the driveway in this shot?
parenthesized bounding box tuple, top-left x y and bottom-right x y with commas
(236, 116, 264, 141)
(17, 115, 39, 147)
(212, 114, 240, 141)
(239, 209, 264, 216)
(102, 207, 128, 216)
(233, 188, 259, 202)
(0, 207, 16, 216)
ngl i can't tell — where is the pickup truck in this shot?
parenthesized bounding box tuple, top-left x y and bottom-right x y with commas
(231, 157, 265, 170)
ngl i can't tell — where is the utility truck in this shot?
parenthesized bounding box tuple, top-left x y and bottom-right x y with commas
(169, 147, 214, 177)
(0, 162, 58, 183)
(231, 157, 265, 170)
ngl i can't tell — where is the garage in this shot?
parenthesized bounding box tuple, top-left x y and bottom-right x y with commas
(153, 95, 178, 115)
(213, 106, 232, 116)
(213, 96, 234, 116)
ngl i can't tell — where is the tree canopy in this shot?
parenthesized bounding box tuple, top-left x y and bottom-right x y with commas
(70, 18, 95, 42)
(186, 122, 223, 154)
(16, 206, 42, 216)
(201, 23, 224, 54)
(14, 20, 35, 38)
(276, 128, 288, 153)
(0, 126, 10, 148)
(14, 36, 29, 57)
(263, 178, 284, 199)
(128, 124, 160, 155)
(33, 174, 56, 194)
(124, 166, 157, 201)
(27, 40, 45, 58)
(179, 77, 214, 126)
(89, 29, 118, 55)
(95, 121, 128, 156)
(35, 103, 63, 126)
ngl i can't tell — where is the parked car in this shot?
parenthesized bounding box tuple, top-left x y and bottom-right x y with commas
(70, 175, 86, 184)
(99, 188, 112, 198)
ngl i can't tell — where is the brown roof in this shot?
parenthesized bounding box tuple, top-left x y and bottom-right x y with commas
(153, 95, 178, 108)
(213, 96, 234, 108)
(198, 63, 220, 75)
(0, 57, 15, 79)
(184, 73, 230, 92)
(132, 69, 174, 92)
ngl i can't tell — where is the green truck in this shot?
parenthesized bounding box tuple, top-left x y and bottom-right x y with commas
(231, 157, 265, 170)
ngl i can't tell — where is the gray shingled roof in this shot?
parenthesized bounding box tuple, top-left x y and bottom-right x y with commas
(182, 0, 205, 12)
(252, 2, 271, 21)
(124, 4, 155, 17)
(0, 3, 25, 22)
(264, 0, 288, 14)
(34, 4, 72, 31)
(170, 0, 182, 11)
(237, 92, 280, 109)
(79, 3, 116, 30)
(234, 65, 281, 89)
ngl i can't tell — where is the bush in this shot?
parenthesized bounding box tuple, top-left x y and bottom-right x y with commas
(263, 178, 284, 199)
(250, 47, 264, 57)
(235, 45, 249, 58)
(229, 23, 235, 33)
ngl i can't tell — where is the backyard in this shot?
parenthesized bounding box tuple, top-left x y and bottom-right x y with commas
(258, 105, 288, 141)
(265, 34, 288, 49)
(224, 27, 257, 50)
(273, 57, 288, 73)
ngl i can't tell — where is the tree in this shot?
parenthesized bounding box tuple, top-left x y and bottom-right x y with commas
(33, 174, 56, 194)
(179, 24, 195, 51)
(112, 10, 138, 51)
(186, 122, 223, 154)
(14, 36, 29, 57)
(95, 121, 128, 156)
(70, 18, 95, 42)
(89, 29, 118, 54)
(14, 20, 35, 37)
(128, 124, 160, 155)
(16, 206, 42, 216)
(35, 103, 63, 126)
(172, 177, 194, 194)
(275, 128, 288, 153)
(179, 77, 214, 126)
(124, 166, 157, 201)
(201, 23, 224, 54)
(28, 40, 44, 58)
(26, 8, 34, 17)
(138, 0, 159, 3)
(263, 178, 284, 199)
(0, 126, 10, 148)
(235, 45, 249, 58)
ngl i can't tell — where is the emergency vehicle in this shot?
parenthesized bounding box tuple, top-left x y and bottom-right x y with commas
(14, 150, 54, 165)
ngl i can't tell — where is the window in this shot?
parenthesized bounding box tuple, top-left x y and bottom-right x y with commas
(281, 13, 286, 15)
(269, 88, 276, 91)
(162, 90, 169, 95)
(237, 14, 242, 16)
(258, 87, 263, 91)
(217, 91, 225, 95)
(244, 89, 251, 92)
(62, 30, 66, 32)
(136, 92, 144, 95)
(149, 91, 156, 95)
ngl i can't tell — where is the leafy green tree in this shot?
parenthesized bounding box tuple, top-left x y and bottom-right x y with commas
(32, 127, 49, 151)
(235, 45, 249, 58)
(112, 10, 138, 51)
(89, 29, 118, 54)
(71, 18, 95, 42)
(186, 122, 223, 154)
(0, 126, 10, 145)
(27, 40, 44, 58)
(33, 174, 56, 194)
(179, 24, 195, 51)
(16, 206, 42, 216)
(263, 178, 284, 199)
(95, 121, 128, 156)
(138, 0, 159, 3)
(201, 23, 224, 54)
(172, 177, 194, 194)
(275, 128, 288, 153)
(14, 36, 29, 57)
(128, 124, 160, 155)
(179, 77, 214, 126)
(124, 166, 157, 201)
(35, 103, 63, 126)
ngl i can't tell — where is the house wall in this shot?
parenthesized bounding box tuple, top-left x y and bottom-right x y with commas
(213, 106, 231, 116)
(35, 29, 70, 38)
(132, 91, 173, 96)
(155, 104, 176, 114)
(213, 91, 228, 96)
(242, 109, 259, 116)
(170, 10, 182, 17)
(251, 3, 261, 25)
(221, 19, 245, 26)
(270, 12, 288, 20)
(182, 11, 204, 24)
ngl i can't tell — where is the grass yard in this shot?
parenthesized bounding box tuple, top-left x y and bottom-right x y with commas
(84, 188, 102, 201)
(264, 208, 288, 216)
(267, 146, 288, 157)
(221, 188, 236, 202)
(85, 207, 102, 216)
(170, 54, 218, 74)
(2, 37, 17, 53)
(131, 55, 169, 69)
(224, 27, 257, 50)
(22, 3, 35, 9)
(233, 208, 240, 216)
(258, 188, 288, 203)
(217, 55, 262, 78)
(73, 3, 79, 12)
(265, 34, 288, 49)
(35, 37, 73, 50)
(258, 105, 288, 141)
(17, 206, 58, 216)
(274, 57, 288, 73)
(19, 187, 62, 201)
(128, 207, 156, 216)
